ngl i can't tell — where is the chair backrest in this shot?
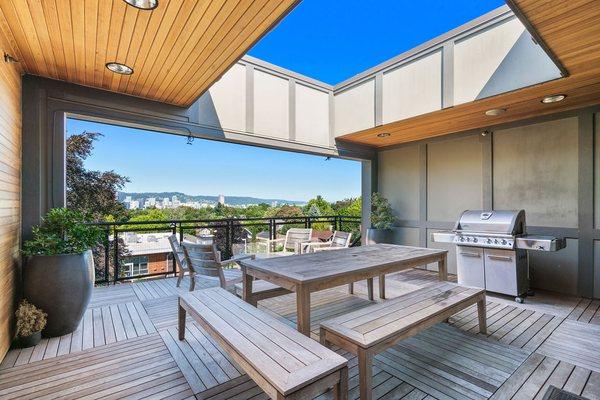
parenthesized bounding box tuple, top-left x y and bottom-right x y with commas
(330, 231, 352, 248)
(168, 234, 186, 272)
(181, 242, 227, 286)
(183, 233, 199, 243)
(283, 228, 313, 252)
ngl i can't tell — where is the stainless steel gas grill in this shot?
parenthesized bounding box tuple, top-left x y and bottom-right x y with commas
(431, 210, 566, 303)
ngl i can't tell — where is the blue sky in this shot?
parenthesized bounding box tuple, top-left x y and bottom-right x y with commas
(68, 0, 504, 202)
(250, 0, 506, 84)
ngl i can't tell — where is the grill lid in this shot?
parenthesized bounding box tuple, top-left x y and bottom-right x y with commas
(454, 210, 526, 236)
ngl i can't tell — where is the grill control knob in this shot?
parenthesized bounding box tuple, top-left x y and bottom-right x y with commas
(501, 239, 507, 245)
(486, 238, 492, 244)
(459, 237, 465, 242)
(473, 237, 478, 243)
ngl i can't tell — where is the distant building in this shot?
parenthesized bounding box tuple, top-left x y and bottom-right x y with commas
(128, 200, 139, 210)
(121, 232, 175, 277)
(218, 194, 225, 205)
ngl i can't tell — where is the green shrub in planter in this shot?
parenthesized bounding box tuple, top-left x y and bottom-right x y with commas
(366, 193, 397, 244)
(23, 208, 102, 337)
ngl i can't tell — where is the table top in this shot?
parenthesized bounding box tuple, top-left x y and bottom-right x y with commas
(239, 244, 447, 284)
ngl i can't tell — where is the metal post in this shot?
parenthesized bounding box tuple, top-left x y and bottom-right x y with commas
(103, 227, 110, 284)
(113, 229, 119, 284)
(178, 222, 183, 243)
(225, 219, 232, 259)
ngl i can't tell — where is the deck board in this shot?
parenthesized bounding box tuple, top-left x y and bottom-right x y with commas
(1, 301, 155, 368)
(0, 269, 595, 399)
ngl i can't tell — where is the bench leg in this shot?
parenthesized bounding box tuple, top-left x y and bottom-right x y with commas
(358, 350, 373, 400)
(378, 275, 386, 299)
(333, 366, 348, 400)
(477, 296, 487, 334)
(348, 282, 354, 294)
(189, 273, 196, 292)
(178, 302, 186, 340)
(319, 327, 328, 347)
(367, 278, 374, 301)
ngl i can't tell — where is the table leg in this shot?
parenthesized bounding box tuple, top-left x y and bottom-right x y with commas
(348, 282, 354, 294)
(438, 254, 448, 281)
(358, 350, 373, 400)
(367, 278, 374, 301)
(296, 286, 311, 336)
(477, 295, 487, 334)
(178, 301, 186, 340)
(333, 366, 348, 400)
(242, 268, 255, 306)
(378, 275, 386, 299)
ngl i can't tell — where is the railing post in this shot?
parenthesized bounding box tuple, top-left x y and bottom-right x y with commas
(178, 222, 183, 243)
(306, 217, 311, 228)
(113, 229, 119, 284)
(225, 219, 232, 259)
(103, 227, 110, 284)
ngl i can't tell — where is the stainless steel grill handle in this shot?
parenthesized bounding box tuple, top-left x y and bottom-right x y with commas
(487, 255, 513, 262)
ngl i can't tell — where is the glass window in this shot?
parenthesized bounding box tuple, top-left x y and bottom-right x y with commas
(123, 256, 149, 277)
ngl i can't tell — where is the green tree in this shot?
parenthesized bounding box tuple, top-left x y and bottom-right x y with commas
(303, 196, 334, 230)
(66, 131, 129, 221)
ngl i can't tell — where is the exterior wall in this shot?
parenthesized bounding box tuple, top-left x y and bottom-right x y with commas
(333, 7, 562, 137)
(197, 56, 336, 150)
(148, 253, 171, 275)
(0, 31, 22, 359)
(382, 51, 442, 123)
(376, 111, 598, 298)
(334, 79, 375, 136)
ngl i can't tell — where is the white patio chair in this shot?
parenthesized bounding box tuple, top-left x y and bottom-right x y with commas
(256, 227, 313, 255)
(303, 231, 352, 253)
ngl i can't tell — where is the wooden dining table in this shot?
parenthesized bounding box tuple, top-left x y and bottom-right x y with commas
(238, 244, 448, 336)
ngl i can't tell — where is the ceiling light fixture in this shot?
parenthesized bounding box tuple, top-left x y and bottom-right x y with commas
(541, 94, 566, 104)
(106, 62, 133, 75)
(377, 133, 390, 138)
(123, 0, 158, 10)
(485, 108, 506, 116)
(3, 53, 19, 63)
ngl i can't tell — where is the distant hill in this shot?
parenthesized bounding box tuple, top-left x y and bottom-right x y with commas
(118, 191, 305, 206)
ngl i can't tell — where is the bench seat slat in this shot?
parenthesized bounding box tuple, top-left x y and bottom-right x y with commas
(321, 283, 485, 348)
(179, 288, 347, 396)
(209, 288, 321, 364)
(338, 282, 459, 327)
(190, 292, 306, 373)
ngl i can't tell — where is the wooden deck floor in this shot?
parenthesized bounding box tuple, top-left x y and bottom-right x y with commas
(1, 268, 600, 399)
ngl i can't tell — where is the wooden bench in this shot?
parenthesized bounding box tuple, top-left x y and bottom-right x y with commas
(319, 282, 486, 400)
(234, 280, 291, 306)
(179, 287, 349, 399)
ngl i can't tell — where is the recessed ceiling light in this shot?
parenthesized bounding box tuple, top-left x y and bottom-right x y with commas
(485, 108, 506, 116)
(541, 94, 566, 104)
(123, 0, 158, 10)
(377, 133, 391, 138)
(106, 62, 133, 75)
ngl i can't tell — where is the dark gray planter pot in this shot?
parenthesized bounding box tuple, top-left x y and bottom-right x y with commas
(366, 228, 395, 245)
(24, 250, 94, 337)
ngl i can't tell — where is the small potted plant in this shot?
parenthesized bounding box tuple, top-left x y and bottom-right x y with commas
(366, 192, 396, 244)
(22, 208, 102, 337)
(15, 300, 47, 348)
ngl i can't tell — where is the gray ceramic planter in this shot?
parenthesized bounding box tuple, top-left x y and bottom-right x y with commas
(366, 228, 395, 245)
(24, 250, 94, 337)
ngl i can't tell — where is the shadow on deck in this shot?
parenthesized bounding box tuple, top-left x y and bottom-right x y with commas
(1, 269, 599, 399)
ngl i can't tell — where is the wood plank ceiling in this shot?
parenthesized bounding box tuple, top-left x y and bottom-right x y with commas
(339, 0, 600, 148)
(0, 0, 299, 107)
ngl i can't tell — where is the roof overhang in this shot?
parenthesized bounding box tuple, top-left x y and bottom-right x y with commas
(338, 0, 600, 148)
(0, 0, 299, 107)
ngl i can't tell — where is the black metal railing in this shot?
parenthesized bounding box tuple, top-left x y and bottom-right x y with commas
(90, 215, 362, 285)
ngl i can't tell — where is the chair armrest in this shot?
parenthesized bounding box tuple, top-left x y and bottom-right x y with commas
(219, 253, 256, 266)
(256, 237, 285, 244)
